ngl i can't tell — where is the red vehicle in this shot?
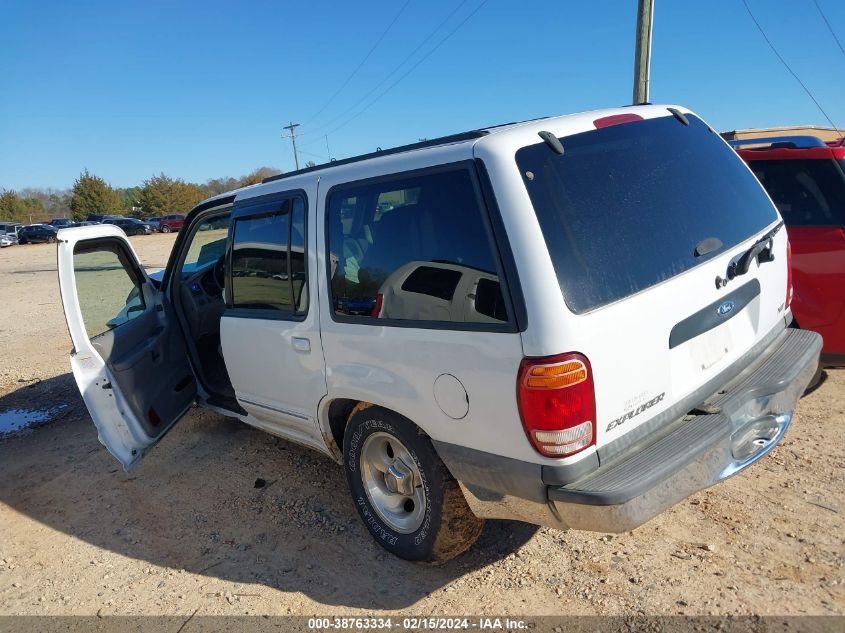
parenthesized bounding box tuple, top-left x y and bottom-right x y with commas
(158, 214, 186, 233)
(733, 136, 845, 366)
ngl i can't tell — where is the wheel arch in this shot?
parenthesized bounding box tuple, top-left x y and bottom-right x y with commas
(320, 397, 433, 463)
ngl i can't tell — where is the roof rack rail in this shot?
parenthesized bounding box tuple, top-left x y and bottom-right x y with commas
(261, 130, 489, 184)
(727, 135, 828, 150)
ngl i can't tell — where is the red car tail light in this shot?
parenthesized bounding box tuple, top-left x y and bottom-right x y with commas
(785, 240, 794, 309)
(371, 293, 384, 317)
(517, 352, 597, 457)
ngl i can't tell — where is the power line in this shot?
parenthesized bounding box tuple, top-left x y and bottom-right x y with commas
(740, 0, 841, 135)
(299, 0, 472, 143)
(812, 0, 845, 62)
(298, 148, 329, 160)
(304, 0, 413, 126)
(318, 0, 490, 140)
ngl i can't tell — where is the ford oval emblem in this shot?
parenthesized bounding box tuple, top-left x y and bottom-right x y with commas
(717, 300, 735, 316)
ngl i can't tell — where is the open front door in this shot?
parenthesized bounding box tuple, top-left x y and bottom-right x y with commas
(57, 225, 197, 470)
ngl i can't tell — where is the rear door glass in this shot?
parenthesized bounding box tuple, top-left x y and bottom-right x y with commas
(327, 167, 510, 326)
(516, 114, 778, 313)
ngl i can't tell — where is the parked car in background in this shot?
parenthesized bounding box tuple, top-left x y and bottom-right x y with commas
(0, 235, 14, 248)
(17, 224, 58, 244)
(102, 217, 152, 236)
(144, 217, 163, 232)
(57, 105, 820, 562)
(86, 214, 121, 224)
(732, 135, 845, 366)
(0, 222, 23, 241)
(158, 214, 186, 233)
(49, 218, 73, 229)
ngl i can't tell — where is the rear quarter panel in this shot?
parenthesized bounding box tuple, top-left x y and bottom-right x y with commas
(312, 145, 538, 462)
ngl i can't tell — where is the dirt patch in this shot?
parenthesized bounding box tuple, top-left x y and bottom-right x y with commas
(0, 237, 843, 616)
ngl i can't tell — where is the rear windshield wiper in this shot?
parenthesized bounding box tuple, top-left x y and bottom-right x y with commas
(730, 221, 784, 278)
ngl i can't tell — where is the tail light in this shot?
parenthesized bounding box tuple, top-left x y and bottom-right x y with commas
(517, 352, 596, 457)
(785, 240, 793, 309)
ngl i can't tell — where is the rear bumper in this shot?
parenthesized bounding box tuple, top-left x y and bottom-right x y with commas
(436, 327, 822, 533)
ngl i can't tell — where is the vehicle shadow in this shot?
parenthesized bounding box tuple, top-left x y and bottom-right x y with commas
(0, 374, 539, 609)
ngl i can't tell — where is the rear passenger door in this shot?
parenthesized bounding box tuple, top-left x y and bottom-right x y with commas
(219, 189, 329, 450)
(318, 161, 529, 460)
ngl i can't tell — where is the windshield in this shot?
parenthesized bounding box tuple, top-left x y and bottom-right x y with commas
(516, 114, 778, 313)
(181, 214, 230, 275)
(746, 158, 845, 227)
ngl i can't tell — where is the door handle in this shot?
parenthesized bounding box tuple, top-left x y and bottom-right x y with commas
(292, 337, 311, 353)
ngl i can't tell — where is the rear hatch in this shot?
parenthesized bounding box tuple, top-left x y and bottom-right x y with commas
(516, 111, 788, 450)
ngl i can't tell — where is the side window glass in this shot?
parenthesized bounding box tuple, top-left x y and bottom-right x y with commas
(182, 214, 230, 274)
(74, 244, 146, 339)
(328, 168, 508, 324)
(230, 197, 308, 316)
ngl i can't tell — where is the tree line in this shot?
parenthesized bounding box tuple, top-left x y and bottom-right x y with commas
(0, 166, 283, 224)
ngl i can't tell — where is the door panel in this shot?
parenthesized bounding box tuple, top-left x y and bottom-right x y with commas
(789, 226, 845, 354)
(58, 225, 196, 470)
(220, 316, 327, 441)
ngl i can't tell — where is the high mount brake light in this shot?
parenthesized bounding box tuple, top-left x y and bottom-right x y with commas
(517, 353, 597, 458)
(593, 113, 644, 129)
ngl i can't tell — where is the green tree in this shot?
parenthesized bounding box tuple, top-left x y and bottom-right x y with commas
(116, 186, 143, 216)
(201, 176, 239, 197)
(69, 170, 122, 221)
(0, 190, 28, 222)
(138, 173, 205, 217)
(239, 166, 282, 186)
(0, 190, 48, 223)
(19, 187, 71, 219)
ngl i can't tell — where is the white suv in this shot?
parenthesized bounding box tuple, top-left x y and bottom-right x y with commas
(57, 105, 821, 562)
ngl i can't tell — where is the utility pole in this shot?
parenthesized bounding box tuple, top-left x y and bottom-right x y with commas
(632, 0, 655, 105)
(283, 122, 301, 170)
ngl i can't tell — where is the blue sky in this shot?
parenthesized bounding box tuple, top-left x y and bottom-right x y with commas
(2, 0, 844, 190)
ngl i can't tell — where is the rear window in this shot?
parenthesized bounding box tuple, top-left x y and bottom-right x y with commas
(401, 266, 462, 301)
(746, 158, 845, 227)
(516, 114, 778, 313)
(327, 167, 510, 326)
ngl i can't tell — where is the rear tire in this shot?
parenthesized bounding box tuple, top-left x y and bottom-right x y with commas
(161, 225, 171, 233)
(343, 406, 483, 562)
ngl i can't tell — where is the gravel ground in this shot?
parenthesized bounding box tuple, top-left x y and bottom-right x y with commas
(0, 235, 843, 617)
